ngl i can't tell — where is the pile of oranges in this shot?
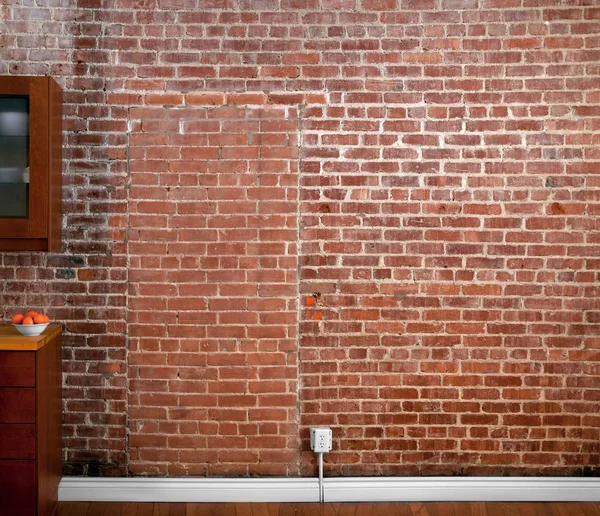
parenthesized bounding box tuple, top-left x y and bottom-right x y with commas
(12, 311, 51, 326)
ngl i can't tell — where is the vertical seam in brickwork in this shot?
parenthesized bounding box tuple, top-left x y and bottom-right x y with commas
(124, 106, 132, 475)
(295, 102, 305, 475)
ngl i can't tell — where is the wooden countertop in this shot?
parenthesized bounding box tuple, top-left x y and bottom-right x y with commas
(0, 323, 62, 350)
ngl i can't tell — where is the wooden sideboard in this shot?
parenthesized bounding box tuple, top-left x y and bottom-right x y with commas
(0, 324, 62, 516)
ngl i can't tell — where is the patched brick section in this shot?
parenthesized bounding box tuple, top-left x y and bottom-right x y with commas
(126, 97, 301, 476)
(299, 90, 600, 474)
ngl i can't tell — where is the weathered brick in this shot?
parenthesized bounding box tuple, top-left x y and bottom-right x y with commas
(1, 0, 599, 480)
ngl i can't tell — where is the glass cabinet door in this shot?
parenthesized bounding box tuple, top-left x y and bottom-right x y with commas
(0, 96, 29, 218)
(0, 75, 62, 251)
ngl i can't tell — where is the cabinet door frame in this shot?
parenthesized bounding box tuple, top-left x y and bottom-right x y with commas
(0, 76, 49, 239)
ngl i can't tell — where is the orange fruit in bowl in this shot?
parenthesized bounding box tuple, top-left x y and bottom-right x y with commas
(42, 315, 50, 323)
(33, 314, 46, 324)
(22, 316, 34, 325)
(25, 311, 38, 319)
(12, 314, 24, 324)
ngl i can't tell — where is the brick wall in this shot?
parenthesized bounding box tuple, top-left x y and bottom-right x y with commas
(0, 0, 599, 477)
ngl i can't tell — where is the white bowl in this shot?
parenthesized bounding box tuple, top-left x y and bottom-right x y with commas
(13, 323, 49, 336)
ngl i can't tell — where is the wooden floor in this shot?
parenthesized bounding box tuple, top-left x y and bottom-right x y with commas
(56, 502, 600, 516)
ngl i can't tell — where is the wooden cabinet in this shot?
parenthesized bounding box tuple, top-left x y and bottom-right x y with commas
(0, 76, 62, 251)
(0, 325, 62, 516)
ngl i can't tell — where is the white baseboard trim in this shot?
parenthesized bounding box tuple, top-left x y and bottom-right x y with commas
(59, 476, 600, 503)
(324, 477, 600, 502)
(59, 477, 319, 503)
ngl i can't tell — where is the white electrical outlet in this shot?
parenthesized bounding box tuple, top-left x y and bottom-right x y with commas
(310, 427, 332, 453)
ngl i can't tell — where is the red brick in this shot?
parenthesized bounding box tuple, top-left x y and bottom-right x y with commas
(185, 93, 225, 105)
(145, 93, 184, 106)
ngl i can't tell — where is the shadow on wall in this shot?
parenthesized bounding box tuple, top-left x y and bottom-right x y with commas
(58, 0, 129, 477)
(0, 0, 129, 476)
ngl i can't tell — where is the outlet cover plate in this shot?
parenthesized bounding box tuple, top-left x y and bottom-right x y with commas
(310, 427, 332, 453)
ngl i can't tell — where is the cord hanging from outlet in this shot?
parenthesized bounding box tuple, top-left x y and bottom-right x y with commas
(310, 427, 332, 502)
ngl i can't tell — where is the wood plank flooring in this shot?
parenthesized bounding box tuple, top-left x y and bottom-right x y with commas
(56, 502, 600, 516)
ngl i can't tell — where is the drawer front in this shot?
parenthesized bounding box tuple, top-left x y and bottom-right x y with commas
(0, 388, 35, 423)
(0, 460, 36, 516)
(0, 424, 35, 459)
(0, 352, 35, 387)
